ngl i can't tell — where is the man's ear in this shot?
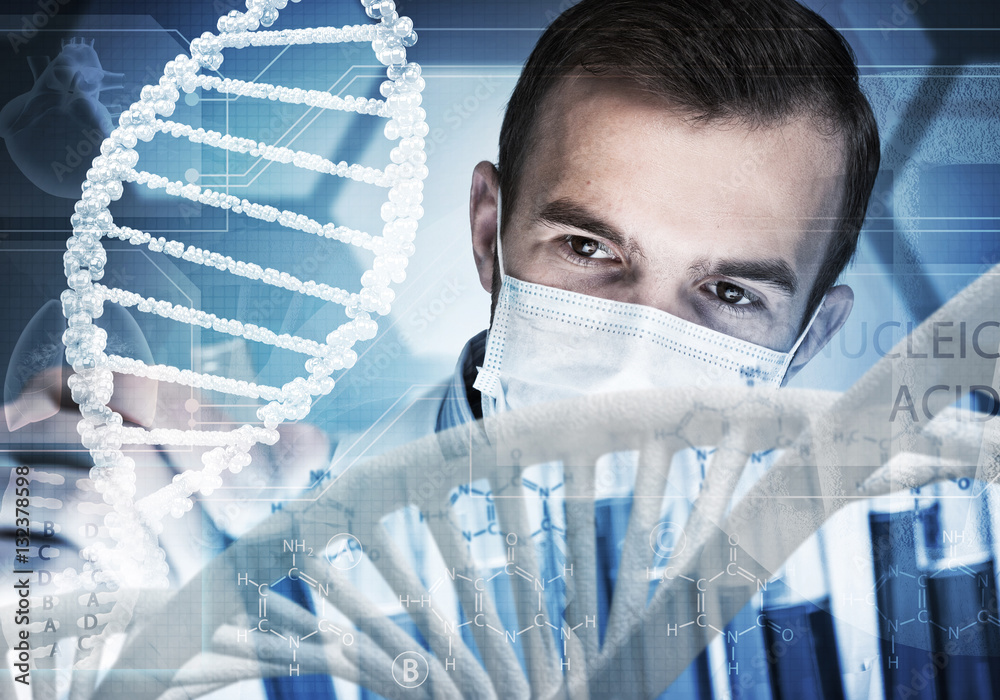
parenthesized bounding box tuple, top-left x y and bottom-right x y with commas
(783, 284, 854, 383)
(470, 160, 500, 293)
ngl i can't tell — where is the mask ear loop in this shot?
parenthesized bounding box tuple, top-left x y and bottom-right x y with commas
(778, 295, 826, 378)
(474, 188, 506, 414)
(495, 189, 506, 279)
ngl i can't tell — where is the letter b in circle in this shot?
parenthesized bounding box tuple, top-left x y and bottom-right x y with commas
(392, 651, 429, 688)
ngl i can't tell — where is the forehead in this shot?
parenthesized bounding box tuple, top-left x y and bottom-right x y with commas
(517, 76, 847, 272)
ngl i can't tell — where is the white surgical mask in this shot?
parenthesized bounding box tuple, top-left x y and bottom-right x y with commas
(473, 193, 823, 417)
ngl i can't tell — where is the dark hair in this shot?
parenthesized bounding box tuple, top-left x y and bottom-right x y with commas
(496, 0, 880, 327)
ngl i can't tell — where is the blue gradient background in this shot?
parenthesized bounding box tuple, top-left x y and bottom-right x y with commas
(0, 0, 998, 697)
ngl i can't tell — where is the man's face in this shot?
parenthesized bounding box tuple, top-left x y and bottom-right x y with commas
(471, 77, 854, 369)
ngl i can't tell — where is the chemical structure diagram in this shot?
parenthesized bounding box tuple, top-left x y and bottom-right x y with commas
(398, 529, 595, 674)
(866, 493, 1000, 693)
(392, 445, 774, 680)
(235, 538, 356, 679)
(412, 439, 789, 680)
(643, 528, 801, 682)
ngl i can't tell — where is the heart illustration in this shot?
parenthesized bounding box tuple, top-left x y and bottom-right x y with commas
(0, 37, 123, 199)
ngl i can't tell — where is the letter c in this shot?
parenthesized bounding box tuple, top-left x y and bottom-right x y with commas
(874, 321, 901, 358)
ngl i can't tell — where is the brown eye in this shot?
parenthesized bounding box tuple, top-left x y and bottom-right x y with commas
(569, 236, 612, 259)
(716, 281, 750, 305)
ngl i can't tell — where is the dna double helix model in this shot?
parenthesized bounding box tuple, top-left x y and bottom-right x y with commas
(34, 258, 998, 698)
(54, 0, 426, 656)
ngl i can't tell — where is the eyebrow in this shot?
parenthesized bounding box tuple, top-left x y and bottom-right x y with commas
(535, 198, 643, 259)
(536, 198, 798, 296)
(691, 258, 799, 296)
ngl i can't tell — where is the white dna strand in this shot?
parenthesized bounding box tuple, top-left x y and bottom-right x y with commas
(26, 265, 997, 698)
(57, 0, 425, 623)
